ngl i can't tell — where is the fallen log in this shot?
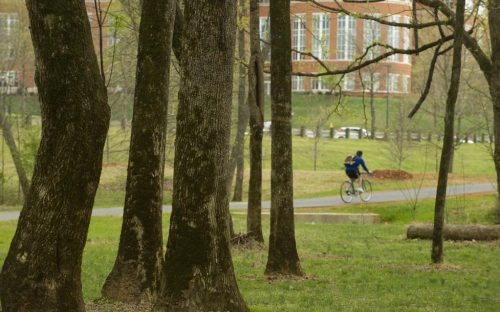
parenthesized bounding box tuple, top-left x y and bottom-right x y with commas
(407, 224, 500, 241)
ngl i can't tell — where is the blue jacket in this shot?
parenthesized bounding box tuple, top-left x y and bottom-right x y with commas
(345, 156, 369, 173)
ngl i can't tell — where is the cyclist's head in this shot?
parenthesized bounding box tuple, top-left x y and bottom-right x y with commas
(356, 150, 363, 157)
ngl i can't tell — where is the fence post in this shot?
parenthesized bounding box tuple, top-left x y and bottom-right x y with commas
(330, 125, 334, 138)
(346, 128, 351, 139)
(428, 132, 432, 142)
(481, 133, 486, 143)
(358, 128, 363, 139)
(300, 126, 305, 137)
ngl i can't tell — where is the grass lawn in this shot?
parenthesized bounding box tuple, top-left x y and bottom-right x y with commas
(0, 93, 495, 211)
(0, 195, 499, 311)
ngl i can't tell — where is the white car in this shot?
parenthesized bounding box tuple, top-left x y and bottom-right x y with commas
(334, 127, 368, 139)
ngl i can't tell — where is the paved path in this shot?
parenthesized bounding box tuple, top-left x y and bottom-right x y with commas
(0, 183, 495, 222)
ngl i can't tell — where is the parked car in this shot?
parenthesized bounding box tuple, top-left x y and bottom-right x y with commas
(334, 126, 368, 139)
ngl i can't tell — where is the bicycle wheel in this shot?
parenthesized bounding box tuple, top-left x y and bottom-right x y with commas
(360, 179, 372, 202)
(340, 181, 354, 203)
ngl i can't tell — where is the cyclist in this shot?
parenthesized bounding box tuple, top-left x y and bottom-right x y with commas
(345, 150, 371, 192)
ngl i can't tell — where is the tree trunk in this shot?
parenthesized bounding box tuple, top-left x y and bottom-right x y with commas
(230, 0, 249, 202)
(102, 0, 175, 303)
(0, 110, 29, 198)
(370, 88, 376, 140)
(431, 0, 465, 264)
(156, 1, 248, 310)
(489, 0, 500, 224)
(408, 224, 500, 241)
(246, 0, 265, 243)
(0, 0, 110, 310)
(265, 0, 303, 276)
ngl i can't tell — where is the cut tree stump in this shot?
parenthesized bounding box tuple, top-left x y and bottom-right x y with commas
(407, 224, 500, 241)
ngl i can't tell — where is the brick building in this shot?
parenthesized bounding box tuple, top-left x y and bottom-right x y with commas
(0, 0, 110, 94)
(259, 0, 413, 95)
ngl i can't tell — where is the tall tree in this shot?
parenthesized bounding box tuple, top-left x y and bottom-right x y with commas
(246, 0, 265, 243)
(0, 0, 110, 310)
(431, 0, 465, 263)
(489, 0, 500, 223)
(265, 0, 303, 275)
(229, 0, 249, 202)
(102, 0, 176, 302)
(156, 1, 248, 310)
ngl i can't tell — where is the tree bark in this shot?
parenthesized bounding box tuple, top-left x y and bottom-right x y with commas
(102, 0, 175, 303)
(489, 0, 500, 224)
(246, 0, 265, 243)
(0, 0, 110, 310)
(431, 0, 465, 264)
(0, 110, 29, 199)
(230, 0, 249, 202)
(156, 1, 248, 310)
(408, 224, 500, 241)
(265, 0, 303, 276)
(369, 86, 376, 140)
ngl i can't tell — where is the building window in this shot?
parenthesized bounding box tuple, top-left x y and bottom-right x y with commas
(342, 73, 355, 91)
(292, 15, 306, 61)
(264, 76, 271, 96)
(0, 13, 19, 36)
(363, 17, 381, 60)
(312, 13, 330, 60)
(387, 15, 400, 62)
(292, 76, 304, 92)
(312, 76, 329, 92)
(402, 16, 411, 64)
(387, 74, 399, 92)
(336, 14, 356, 60)
(362, 72, 380, 92)
(0, 71, 19, 94)
(402, 75, 410, 93)
(259, 0, 270, 3)
(259, 17, 270, 60)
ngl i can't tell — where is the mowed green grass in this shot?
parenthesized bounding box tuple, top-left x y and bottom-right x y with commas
(0, 195, 499, 311)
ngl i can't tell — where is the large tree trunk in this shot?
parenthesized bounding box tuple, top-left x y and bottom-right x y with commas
(408, 224, 500, 241)
(0, 110, 29, 198)
(0, 0, 110, 310)
(489, 0, 500, 224)
(102, 0, 175, 303)
(156, 1, 248, 311)
(431, 0, 465, 264)
(246, 0, 265, 243)
(230, 0, 249, 202)
(265, 0, 303, 276)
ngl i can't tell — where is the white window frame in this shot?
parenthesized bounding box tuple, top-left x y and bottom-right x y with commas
(292, 15, 306, 61)
(312, 13, 330, 60)
(402, 75, 410, 93)
(342, 73, 355, 91)
(363, 16, 381, 60)
(362, 72, 380, 92)
(387, 15, 400, 62)
(402, 16, 411, 63)
(387, 74, 399, 92)
(312, 76, 329, 93)
(292, 76, 304, 92)
(336, 14, 356, 61)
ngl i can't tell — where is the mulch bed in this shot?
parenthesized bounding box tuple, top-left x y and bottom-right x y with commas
(371, 169, 413, 180)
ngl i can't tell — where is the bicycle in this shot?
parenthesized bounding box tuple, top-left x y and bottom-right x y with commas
(340, 173, 372, 203)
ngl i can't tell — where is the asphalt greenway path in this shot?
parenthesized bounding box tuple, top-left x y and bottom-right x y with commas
(0, 183, 496, 222)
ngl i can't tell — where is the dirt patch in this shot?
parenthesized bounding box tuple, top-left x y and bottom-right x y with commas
(371, 169, 413, 180)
